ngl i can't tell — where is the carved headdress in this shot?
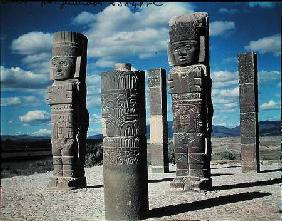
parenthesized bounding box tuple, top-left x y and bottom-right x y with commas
(169, 13, 207, 43)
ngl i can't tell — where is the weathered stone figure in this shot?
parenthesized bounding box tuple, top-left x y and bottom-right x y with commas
(47, 31, 89, 189)
(168, 13, 213, 191)
(101, 63, 148, 220)
(148, 68, 169, 173)
(238, 52, 259, 172)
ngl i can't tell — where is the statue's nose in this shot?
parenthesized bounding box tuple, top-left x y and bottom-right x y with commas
(178, 48, 187, 56)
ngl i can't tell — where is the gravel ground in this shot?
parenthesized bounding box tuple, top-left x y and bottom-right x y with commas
(1, 162, 281, 221)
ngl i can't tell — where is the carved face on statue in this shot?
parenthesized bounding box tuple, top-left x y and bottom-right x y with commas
(172, 40, 199, 66)
(51, 57, 76, 80)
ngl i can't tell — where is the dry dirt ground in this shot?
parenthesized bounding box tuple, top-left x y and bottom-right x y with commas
(1, 162, 281, 221)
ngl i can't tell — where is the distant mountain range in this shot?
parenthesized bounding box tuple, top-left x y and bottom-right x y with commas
(1, 121, 280, 141)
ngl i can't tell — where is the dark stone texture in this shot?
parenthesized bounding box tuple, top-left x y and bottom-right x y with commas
(168, 13, 212, 191)
(101, 64, 148, 220)
(47, 31, 88, 190)
(238, 52, 259, 173)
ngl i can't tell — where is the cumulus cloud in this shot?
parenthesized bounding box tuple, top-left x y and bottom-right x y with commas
(218, 8, 238, 14)
(258, 70, 281, 83)
(244, 34, 281, 56)
(32, 128, 51, 136)
(72, 3, 193, 67)
(11, 32, 52, 55)
(72, 11, 96, 25)
(210, 21, 235, 36)
(212, 70, 238, 88)
(19, 110, 50, 124)
(11, 32, 52, 73)
(1, 96, 38, 106)
(261, 100, 281, 110)
(0, 66, 49, 89)
(248, 2, 280, 8)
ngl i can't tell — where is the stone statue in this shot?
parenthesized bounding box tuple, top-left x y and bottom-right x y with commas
(47, 31, 89, 190)
(101, 63, 148, 220)
(238, 52, 259, 172)
(168, 13, 213, 191)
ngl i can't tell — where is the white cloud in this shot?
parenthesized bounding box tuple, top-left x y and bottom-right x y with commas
(1, 96, 38, 106)
(72, 3, 193, 67)
(11, 32, 52, 74)
(258, 70, 281, 83)
(72, 11, 96, 25)
(218, 8, 238, 14)
(212, 70, 238, 88)
(261, 100, 281, 110)
(11, 32, 52, 55)
(210, 21, 235, 36)
(244, 34, 281, 56)
(248, 2, 280, 8)
(32, 128, 51, 136)
(0, 66, 49, 89)
(19, 110, 50, 124)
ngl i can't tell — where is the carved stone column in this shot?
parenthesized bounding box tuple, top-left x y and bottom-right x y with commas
(101, 63, 148, 220)
(148, 68, 169, 173)
(167, 13, 213, 191)
(47, 31, 89, 190)
(238, 52, 259, 172)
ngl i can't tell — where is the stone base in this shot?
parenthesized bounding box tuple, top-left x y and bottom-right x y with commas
(170, 177, 212, 191)
(151, 165, 169, 173)
(170, 177, 185, 189)
(242, 162, 258, 173)
(184, 177, 212, 192)
(47, 177, 86, 191)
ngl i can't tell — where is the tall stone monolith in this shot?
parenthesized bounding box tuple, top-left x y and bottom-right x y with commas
(238, 52, 259, 172)
(47, 31, 89, 190)
(148, 68, 169, 173)
(167, 13, 213, 191)
(101, 63, 148, 220)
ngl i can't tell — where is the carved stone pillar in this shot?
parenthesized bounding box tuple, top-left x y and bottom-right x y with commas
(47, 31, 89, 190)
(167, 13, 213, 191)
(148, 68, 169, 173)
(101, 63, 148, 220)
(238, 52, 259, 172)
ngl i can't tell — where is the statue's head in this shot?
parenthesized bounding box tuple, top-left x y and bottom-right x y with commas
(51, 31, 87, 80)
(168, 13, 208, 67)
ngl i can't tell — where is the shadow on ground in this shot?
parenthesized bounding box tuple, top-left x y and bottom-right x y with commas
(212, 177, 282, 191)
(85, 185, 103, 189)
(149, 191, 271, 218)
(149, 178, 174, 183)
(258, 168, 282, 173)
(211, 173, 234, 176)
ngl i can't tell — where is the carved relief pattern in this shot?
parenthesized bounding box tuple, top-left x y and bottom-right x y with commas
(102, 69, 146, 165)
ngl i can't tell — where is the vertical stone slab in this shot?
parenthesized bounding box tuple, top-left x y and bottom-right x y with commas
(238, 52, 259, 172)
(167, 13, 213, 191)
(47, 31, 89, 190)
(101, 63, 148, 220)
(148, 68, 169, 173)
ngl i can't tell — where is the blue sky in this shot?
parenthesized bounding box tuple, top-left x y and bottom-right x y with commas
(1, 2, 281, 136)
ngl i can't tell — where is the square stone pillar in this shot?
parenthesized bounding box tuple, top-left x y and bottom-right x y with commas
(148, 68, 169, 173)
(238, 52, 259, 172)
